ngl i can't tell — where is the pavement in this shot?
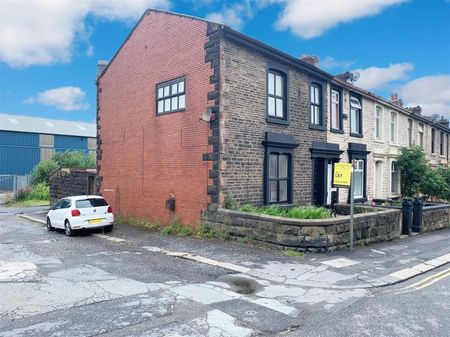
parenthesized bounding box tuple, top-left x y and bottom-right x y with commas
(1, 205, 450, 336)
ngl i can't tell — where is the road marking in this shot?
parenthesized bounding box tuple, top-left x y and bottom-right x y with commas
(93, 234, 128, 243)
(396, 268, 450, 294)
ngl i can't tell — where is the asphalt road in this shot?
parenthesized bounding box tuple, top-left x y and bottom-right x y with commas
(0, 206, 449, 337)
(285, 265, 450, 337)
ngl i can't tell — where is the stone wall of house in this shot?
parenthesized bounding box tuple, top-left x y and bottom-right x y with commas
(421, 205, 450, 232)
(49, 168, 97, 204)
(202, 206, 401, 252)
(219, 36, 329, 206)
(326, 88, 375, 203)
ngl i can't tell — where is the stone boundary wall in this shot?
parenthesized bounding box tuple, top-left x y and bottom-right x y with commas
(202, 207, 401, 252)
(49, 168, 97, 204)
(422, 204, 450, 232)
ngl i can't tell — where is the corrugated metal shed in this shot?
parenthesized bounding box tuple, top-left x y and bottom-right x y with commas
(0, 113, 96, 137)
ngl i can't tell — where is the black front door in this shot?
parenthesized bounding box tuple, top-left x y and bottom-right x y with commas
(312, 158, 326, 206)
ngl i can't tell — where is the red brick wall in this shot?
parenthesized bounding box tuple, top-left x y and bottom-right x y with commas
(98, 11, 213, 225)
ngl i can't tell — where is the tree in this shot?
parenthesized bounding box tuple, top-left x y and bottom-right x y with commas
(420, 167, 449, 200)
(30, 151, 96, 186)
(396, 147, 428, 197)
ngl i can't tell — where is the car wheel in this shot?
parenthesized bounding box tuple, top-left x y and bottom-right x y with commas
(64, 220, 75, 237)
(46, 217, 54, 231)
(104, 225, 113, 233)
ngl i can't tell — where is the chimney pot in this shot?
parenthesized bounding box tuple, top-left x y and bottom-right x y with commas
(300, 54, 319, 67)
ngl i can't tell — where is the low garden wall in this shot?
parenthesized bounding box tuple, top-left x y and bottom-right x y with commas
(49, 168, 97, 204)
(202, 206, 401, 252)
(421, 204, 450, 232)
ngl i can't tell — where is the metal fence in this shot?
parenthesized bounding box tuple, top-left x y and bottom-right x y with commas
(0, 175, 30, 194)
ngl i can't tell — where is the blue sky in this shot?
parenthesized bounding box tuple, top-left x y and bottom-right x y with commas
(1, 0, 449, 123)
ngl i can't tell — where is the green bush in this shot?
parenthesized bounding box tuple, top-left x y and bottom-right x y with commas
(30, 151, 95, 186)
(397, 147, 429, 197)
(28, 182, 49, 200)
(53, 151, 96, 169)
(223, 194, 239, 210)
(30, 159, 59, 186)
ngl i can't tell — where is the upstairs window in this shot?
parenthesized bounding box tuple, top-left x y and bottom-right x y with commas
(407, 119, 413, 147)
(431, 128, 436, 154)
(331, 89, 342, 130)
(350, 95, 362, 135)
(310, 82, 323, 126)
(156, 77, 186, 114)
(375, 106, 382, 141)
(267, 70, 287, 121)
(440, 131, 445, 156)
(390, 112, 397, 143)
(418, 124, 424, 148)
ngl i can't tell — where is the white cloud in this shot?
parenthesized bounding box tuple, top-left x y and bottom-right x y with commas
(273, 0, 408, 39)
(25, 87, 90, 111)
(400, 75, 450, 117)
(205, 1, 252, 30)
(353, 63, 414, 91)
(321, 56, 354, 70)
(0, 0, 170, 68)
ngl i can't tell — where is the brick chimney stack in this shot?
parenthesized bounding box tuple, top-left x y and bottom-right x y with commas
(300, 54, 319, 67)
(390, 92, 403, 107)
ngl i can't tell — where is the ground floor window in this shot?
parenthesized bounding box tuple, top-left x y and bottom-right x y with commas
(353, 159, 364, 199)
(263, 132, 298, 205)
(391, 161, 399, 194)
(268, 153, 290, 203)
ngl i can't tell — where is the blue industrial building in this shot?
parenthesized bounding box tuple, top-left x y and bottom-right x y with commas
(0, 113, 96, 186)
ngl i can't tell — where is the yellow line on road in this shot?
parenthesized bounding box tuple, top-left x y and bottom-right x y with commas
(396, 268, 450, 294)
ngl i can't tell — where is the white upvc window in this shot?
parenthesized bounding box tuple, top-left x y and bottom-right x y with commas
(407, 119, 413, 147)
(391, 161, 399, 194)
(390, 112, 397, 143)
(418, 123, 424, 148)
(353, 159, 364, 199)
(350, 96, 362, 135)
(375, 106, 382, 141)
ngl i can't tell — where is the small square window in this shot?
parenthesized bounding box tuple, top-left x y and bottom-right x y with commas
(156, 77, 186, 114)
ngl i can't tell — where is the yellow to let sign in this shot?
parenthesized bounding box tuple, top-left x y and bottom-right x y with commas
(333, 163, 352, 187)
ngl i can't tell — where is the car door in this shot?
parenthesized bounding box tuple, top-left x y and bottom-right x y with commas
(51, 199, 67, 228)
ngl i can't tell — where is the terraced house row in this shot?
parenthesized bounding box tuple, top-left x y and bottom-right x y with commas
(96, 10, 450, 225)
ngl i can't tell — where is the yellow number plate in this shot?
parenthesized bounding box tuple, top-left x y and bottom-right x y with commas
(89, 219, 103, 224)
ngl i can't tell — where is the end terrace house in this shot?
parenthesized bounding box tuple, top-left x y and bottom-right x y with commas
(97, 10, 363, 225)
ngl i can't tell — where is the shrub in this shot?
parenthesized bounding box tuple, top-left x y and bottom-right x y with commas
(28, 182, 49, 200)
(238, 205, 332, 219)
(30, 159, 59, 186)
(396, 147, 429, 197)
(223, 194, 239, 210)
(53, 151, 96, 169)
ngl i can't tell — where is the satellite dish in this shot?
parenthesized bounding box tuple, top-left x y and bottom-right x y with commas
(201, 107, 212, 122)
(350, 72, 360, 82)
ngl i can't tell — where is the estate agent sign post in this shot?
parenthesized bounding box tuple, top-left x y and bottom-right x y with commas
(333, 162, 355, 251)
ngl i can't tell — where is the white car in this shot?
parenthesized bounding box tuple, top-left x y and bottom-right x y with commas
(46, 195, 114, 236)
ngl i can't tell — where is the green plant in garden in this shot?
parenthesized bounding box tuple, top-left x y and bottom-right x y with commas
(238, 204, 332, 219)
(223, 194, 239, 210)
(396, 146, 429, 197)
(420, 167, 449, 200)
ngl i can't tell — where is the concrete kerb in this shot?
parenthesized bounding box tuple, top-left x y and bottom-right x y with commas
(18, 214, 450, 289)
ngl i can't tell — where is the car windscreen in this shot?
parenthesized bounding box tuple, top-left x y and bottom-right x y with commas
(75, 198, 108, 208)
